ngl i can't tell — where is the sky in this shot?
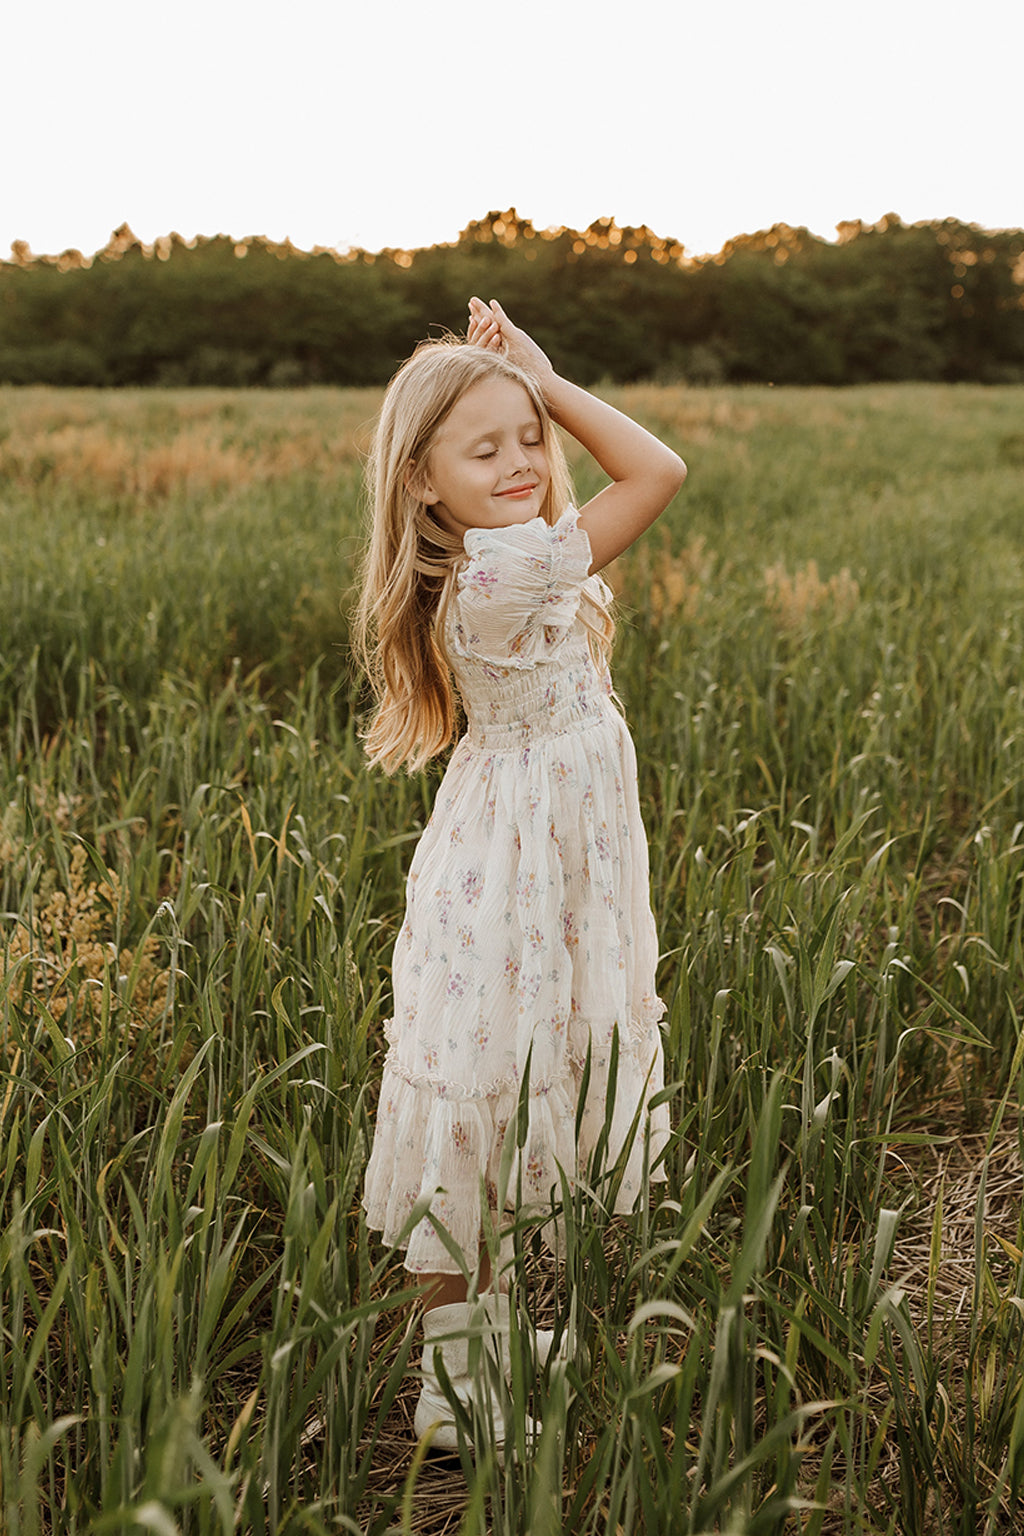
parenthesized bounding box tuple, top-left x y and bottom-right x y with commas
(2, 0, 1021, 263)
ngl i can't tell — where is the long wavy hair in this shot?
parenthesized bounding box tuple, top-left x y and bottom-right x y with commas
(353, 337, 612, 774)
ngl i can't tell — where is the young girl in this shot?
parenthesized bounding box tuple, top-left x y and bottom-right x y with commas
(356, 297, 686, 1449)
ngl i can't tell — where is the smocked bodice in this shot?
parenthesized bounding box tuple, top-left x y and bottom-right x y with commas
(452, 633, 613, 750)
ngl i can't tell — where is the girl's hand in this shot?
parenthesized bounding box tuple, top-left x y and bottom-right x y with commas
(469, 298, 686, 572)
(467, 297, 555, 389)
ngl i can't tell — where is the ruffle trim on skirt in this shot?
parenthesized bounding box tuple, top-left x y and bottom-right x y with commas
(362, 1007, 671, 1275)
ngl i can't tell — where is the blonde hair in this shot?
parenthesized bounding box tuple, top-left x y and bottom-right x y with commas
(354, 337, 612, 774)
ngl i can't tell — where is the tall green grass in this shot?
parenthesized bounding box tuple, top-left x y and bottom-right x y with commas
(2, 382, 1023, 1532)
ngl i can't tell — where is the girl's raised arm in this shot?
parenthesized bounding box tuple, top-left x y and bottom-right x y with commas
(468, 297, 687, 572)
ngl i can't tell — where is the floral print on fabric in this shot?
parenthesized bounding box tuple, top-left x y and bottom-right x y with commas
(362, 509, 670, 1274)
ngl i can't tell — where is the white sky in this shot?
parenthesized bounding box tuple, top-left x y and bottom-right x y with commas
(1, 0, 1020, 262)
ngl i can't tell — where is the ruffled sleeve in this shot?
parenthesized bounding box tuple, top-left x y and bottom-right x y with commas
(449, 509, 594, 667)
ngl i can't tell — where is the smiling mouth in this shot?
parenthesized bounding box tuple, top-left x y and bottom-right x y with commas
(495, 484, 538, 498)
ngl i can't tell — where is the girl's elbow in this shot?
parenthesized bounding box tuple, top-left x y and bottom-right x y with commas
(644, 456, 687, 532)
(661, 452, 687, 498)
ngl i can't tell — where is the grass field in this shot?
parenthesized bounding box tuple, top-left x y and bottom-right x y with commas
(2, 381, 1024, 1534)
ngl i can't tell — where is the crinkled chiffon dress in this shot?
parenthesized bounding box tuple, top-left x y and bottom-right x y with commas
(362, 508, 670, 1274)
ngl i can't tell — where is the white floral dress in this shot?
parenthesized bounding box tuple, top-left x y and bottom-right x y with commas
(362, 508, 670, 1274)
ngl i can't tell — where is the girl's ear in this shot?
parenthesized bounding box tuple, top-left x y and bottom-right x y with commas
(404, 460, 438, 506)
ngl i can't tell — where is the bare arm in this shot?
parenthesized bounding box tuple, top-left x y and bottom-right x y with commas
(467, 297, 687, 571)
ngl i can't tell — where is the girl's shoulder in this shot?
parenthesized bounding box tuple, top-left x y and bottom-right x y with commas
(449, 509, 600, 667)
(461, 507, 589, 569)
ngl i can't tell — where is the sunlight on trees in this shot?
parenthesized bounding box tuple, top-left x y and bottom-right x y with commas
(1, 209, 1022, 386)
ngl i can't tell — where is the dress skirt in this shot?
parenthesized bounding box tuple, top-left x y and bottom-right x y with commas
(362, 509, 670, 1273)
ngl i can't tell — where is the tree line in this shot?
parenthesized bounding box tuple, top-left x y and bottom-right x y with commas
(1, 210, 1022, 387)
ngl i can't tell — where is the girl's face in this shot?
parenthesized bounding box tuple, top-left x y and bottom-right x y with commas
(416, 376, 550, 539)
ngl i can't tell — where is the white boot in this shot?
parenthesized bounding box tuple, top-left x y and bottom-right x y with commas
(478, 1290, 558, 1371)
(414, 1299, 539, 1456)
(480, 1289, 588, 1375)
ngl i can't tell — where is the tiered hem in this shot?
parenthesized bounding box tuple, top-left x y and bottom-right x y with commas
(362, 1003, 670, 1276)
